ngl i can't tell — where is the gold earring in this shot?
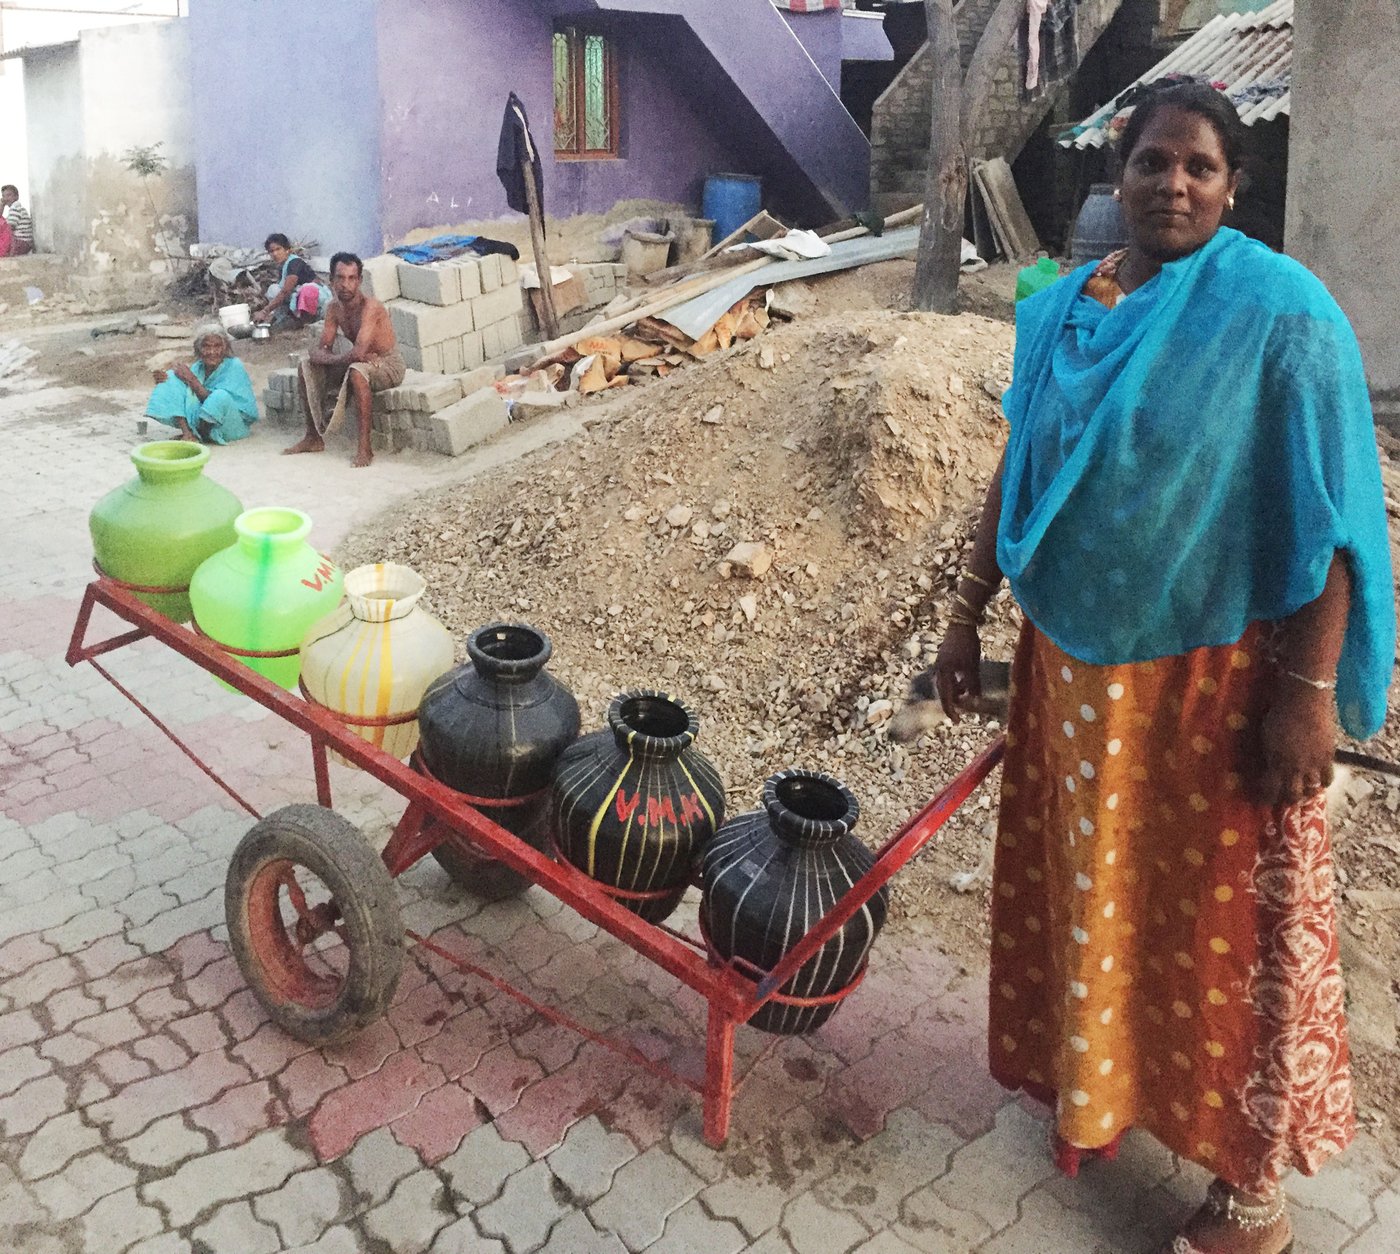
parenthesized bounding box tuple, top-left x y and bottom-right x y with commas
(1112, 188, 1122, 201)
(1228, 195, 1236, 210)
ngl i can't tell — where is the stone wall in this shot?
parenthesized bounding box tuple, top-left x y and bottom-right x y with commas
(870, 0, 1130, 206)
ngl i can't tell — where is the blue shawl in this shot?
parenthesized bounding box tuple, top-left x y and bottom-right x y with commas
(998, 228, 1394, 738)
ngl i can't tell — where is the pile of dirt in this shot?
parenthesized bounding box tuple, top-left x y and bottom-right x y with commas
(341, 304, 1020, 958)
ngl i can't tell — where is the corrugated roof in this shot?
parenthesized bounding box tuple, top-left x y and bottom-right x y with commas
(1060, 1, 1293, 150)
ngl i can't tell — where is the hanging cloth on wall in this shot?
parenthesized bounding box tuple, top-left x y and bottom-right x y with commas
(496, 92, 545, 223)
(1024, 0, 1079, 94)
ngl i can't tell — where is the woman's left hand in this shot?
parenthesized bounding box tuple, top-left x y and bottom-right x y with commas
(173, 363, 198, 387)
(1256, 682, 1336, 807)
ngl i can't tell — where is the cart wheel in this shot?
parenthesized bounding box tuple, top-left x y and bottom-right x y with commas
(226, 804, 402, 1045)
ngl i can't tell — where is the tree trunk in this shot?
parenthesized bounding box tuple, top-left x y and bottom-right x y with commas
(962, 0, 1024, 155)
(912, 0, 966, 314)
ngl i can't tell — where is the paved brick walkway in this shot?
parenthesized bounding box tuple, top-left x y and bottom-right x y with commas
(2, 331, 1397, 1252)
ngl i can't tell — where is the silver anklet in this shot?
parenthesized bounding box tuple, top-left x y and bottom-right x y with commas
(1204, 1180, 1287, 1231)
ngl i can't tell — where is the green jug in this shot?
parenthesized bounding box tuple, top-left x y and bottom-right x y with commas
(89, 441, 243, 624)
(1015, 256, 1061, 303)
(190, 508, 345, 690)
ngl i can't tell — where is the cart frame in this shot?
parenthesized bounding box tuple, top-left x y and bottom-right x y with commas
(67, 575, 1004, 1146)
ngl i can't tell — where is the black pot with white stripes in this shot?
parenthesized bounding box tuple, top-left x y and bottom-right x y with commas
(549, 690, 725, 924)
(700, 770, 887, 1035)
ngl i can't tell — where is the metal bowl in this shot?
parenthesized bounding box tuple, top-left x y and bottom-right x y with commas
(250, 323, 271, 341)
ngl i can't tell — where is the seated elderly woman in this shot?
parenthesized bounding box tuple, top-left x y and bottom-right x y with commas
(254, 233, 332, 328)
(146, 324, 259, 445)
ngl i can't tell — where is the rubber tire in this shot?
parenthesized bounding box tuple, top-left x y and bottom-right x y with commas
(226, 804, 403, 1046)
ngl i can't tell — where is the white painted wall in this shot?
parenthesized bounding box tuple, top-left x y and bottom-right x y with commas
(20, 44, 84, 256)
(0, 3, 180, 207)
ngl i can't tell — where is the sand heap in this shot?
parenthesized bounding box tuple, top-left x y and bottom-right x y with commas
(342, 306, 1021, 936)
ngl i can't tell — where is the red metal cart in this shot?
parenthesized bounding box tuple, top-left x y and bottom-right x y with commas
(67, 574, 1004, 1147)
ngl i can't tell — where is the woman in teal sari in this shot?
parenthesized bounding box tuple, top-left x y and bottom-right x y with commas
(147, 325, 259, 445)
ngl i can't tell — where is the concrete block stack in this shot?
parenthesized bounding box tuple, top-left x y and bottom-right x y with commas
(383, 254, 529, 373)
(260, 364, 508, 458)
(526, 262, 630, 337)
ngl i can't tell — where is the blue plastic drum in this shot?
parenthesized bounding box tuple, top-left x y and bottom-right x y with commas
(702, 174, 762, 245)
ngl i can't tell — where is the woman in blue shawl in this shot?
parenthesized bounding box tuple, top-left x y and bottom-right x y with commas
(926, 85, 1394, 1254)
(146, 324, 259, 445)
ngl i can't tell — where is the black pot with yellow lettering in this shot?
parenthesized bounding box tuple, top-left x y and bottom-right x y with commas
(549, 690, 725, 923)
(700, 769, 886, 1035)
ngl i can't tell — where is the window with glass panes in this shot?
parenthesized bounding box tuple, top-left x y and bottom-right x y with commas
(553, 27, 619, 158)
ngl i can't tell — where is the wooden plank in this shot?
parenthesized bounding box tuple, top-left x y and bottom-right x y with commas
(972, 158, 1040, 260)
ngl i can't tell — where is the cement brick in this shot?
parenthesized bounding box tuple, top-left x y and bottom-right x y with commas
(512, 389, 578, 421)
(460, 331, 485, 371)
(498, 256, 518, 285)
(450, 257, 482, 301)
(360, 255, 401, 302)
(401, 341, 445, 374)
(426, 387, 509, 456)
(388, 298, 474, 349)
(397, 263, 461, 307)
(477, 253, 502, 293)
(471, 284, 524, 329)
(481, 320, 502, 363)
(440, 335, 464, 375)
(497, 316, 524, 354)
(453, 363, 504, 395)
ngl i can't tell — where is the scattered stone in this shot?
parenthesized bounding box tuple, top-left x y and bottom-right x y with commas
(758, 346, 775, 370)
(738, 595, 758, 623)
(711, 500, 732, 520)
(865, 699, 894, 725)
(722, 541, 771, 579)
(701, 405, 724, 425)
(665, 505, 694, 528)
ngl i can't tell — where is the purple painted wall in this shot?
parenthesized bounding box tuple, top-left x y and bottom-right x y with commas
(780, 9, 844, 90)
(189, 0, 382, 256)
(375, 1, 747, 241)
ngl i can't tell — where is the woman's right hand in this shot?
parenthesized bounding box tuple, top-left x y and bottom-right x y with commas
(920, 622, 983, 724)
(151, 369, 167, 384)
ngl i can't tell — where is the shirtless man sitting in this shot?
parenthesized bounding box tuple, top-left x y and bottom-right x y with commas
(283, 251, 406, 468)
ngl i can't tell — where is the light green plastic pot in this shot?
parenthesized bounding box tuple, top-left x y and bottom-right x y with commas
(189, 507, 345, 689)
(88, 441, 243, 623)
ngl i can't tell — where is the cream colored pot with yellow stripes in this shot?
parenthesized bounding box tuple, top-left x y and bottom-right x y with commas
(299, 563, 455, 761)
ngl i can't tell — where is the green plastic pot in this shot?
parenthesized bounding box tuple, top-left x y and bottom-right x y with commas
(88, 441, 243, 623)
(190, 507, 345, 690)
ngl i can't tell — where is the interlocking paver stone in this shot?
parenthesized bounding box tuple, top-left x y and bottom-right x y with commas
(536, 1210, 628, 1254)
(78, 1185, 164, 1254)
(429, 1217, 508, 1254)
(363, 1169, 454, 1251)
(122, 1113, 211, 1169)
(588, 1146, 704, 1251)
(30, 1147, 137, 1222)
(252, 1167, 347, 1247)
(339, 1126, 421, 1208)
(645, 1198, 748, 1254)
(927, 1101, 1055, 1233)
(18, 1110, 103, 1179)
(190, 1199, 283, 1254)
(142, 1127, 307, 1226)
(476, 1159, 571, 1252)
(546, 1115, 639, 1205)
(780, 1190, 872, 1254)
(440, 1123, 533, 1208)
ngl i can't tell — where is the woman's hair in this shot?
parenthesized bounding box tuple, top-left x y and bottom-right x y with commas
(264, 232, 291, 251)
(193, 323, 233, 357)
(1118, 81, 1245, 172)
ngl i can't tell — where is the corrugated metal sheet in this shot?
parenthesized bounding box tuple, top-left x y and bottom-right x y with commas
(1060, 1, 1293, 150)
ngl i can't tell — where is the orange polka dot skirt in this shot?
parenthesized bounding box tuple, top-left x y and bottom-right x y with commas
(989, 623, 1354, 1192)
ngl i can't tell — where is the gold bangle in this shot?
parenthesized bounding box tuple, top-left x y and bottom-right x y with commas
(961, 571, 996, 591)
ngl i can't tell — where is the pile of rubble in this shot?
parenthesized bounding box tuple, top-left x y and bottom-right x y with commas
(340, 302, 1019, 941)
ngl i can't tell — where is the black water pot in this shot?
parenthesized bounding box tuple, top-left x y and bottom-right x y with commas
(700, 769, 887, 1035)
(416, 623, 580, 898)
(550, 690, 725, 924)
